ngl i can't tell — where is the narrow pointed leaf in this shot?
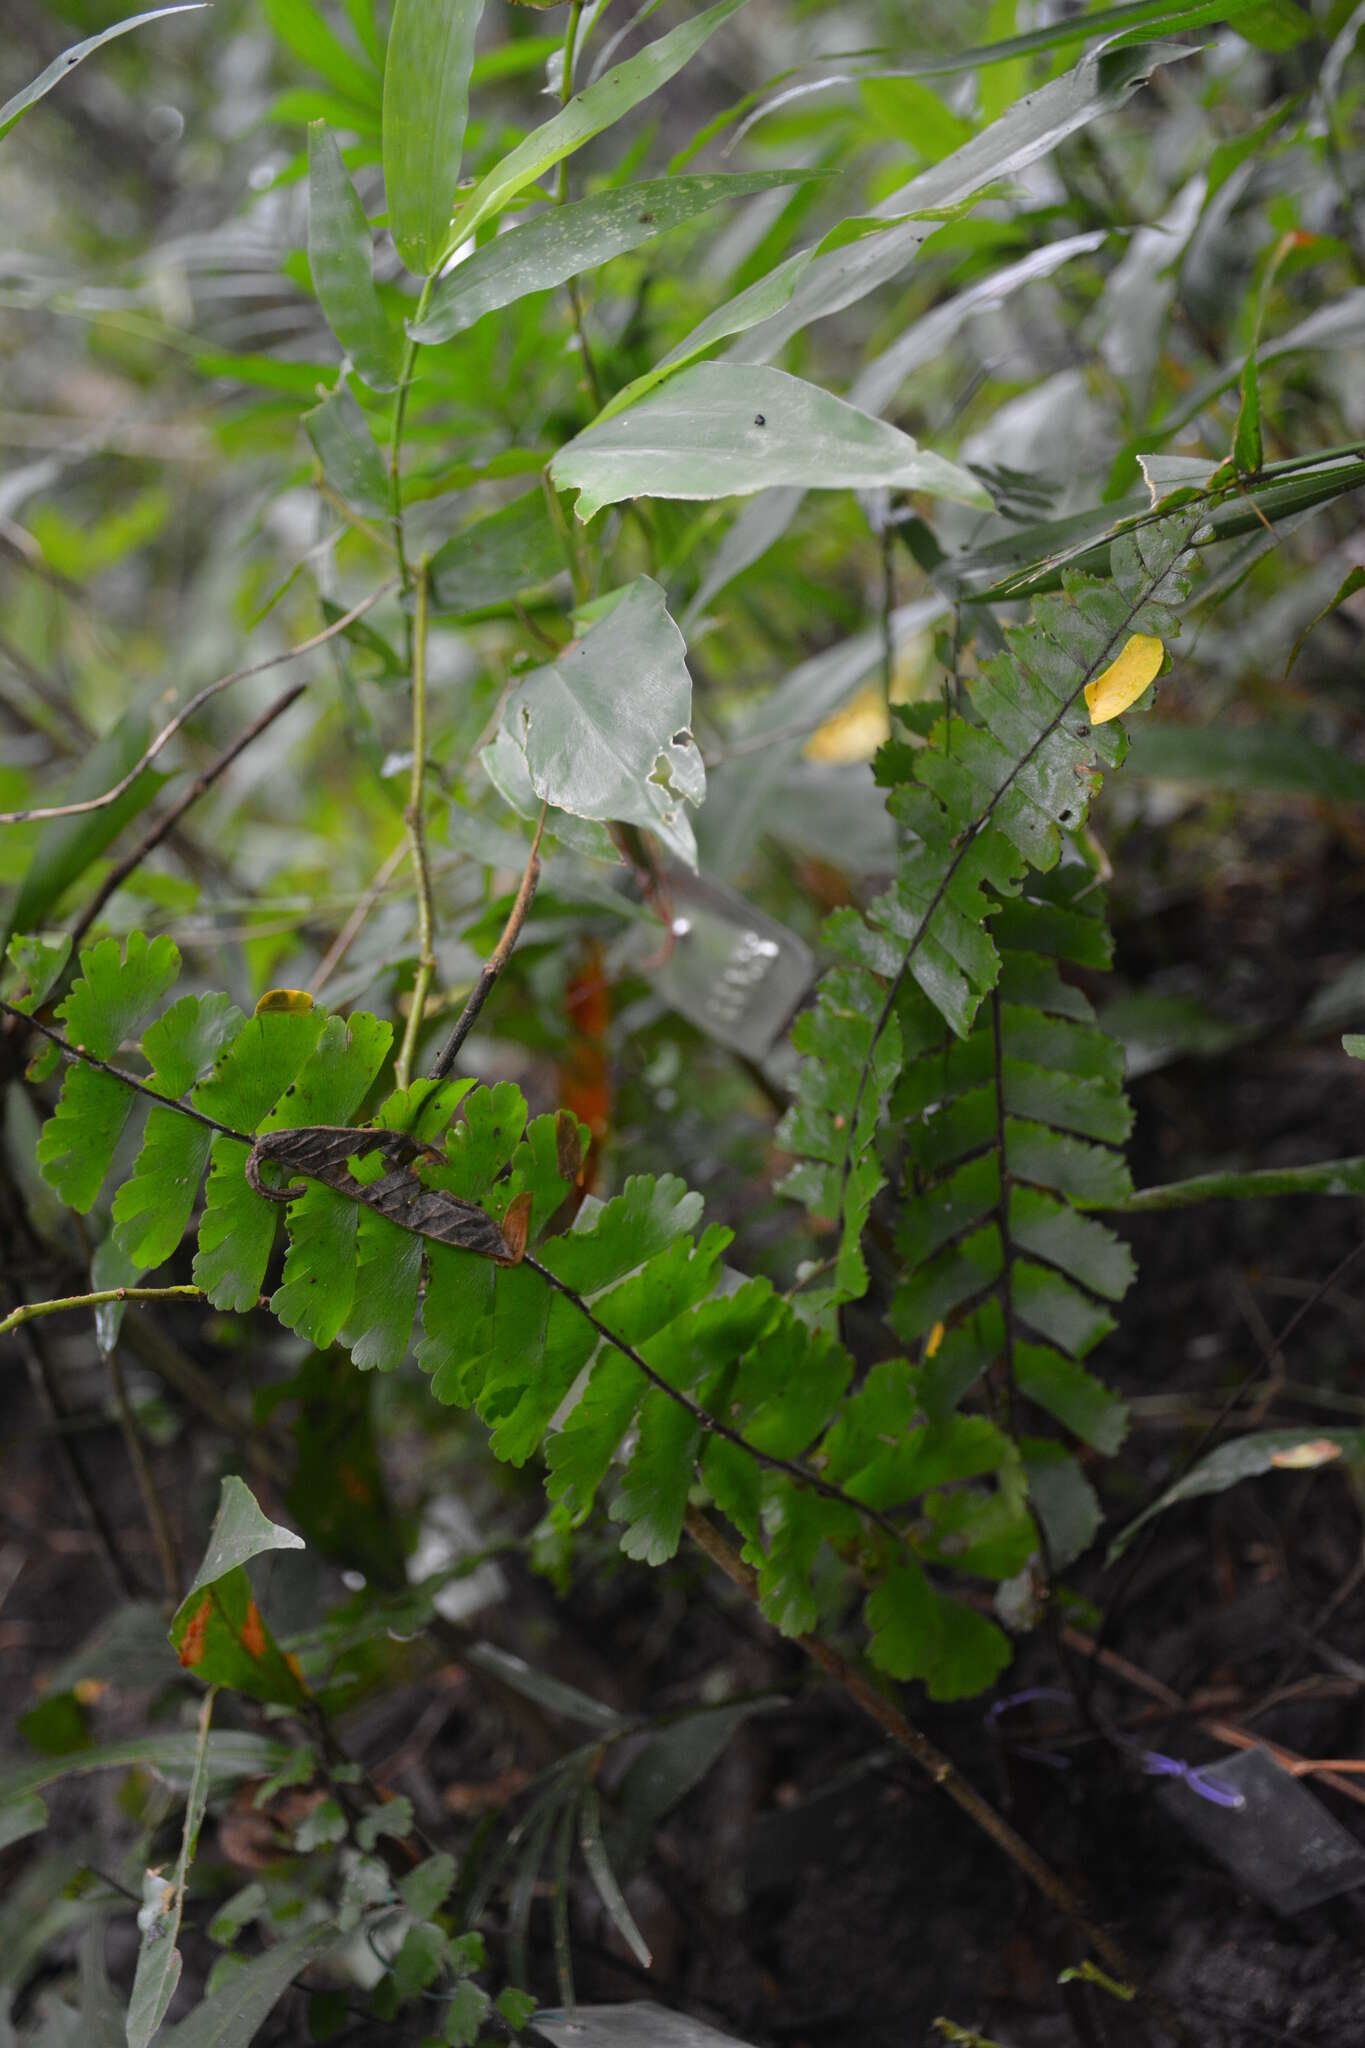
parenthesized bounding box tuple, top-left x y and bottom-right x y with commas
(440, 0, 752, 260)
(308, 123, 403, 390)
(553, 363, 988, 522)
(0, 7, 205, 141)
(410, 170, 815, 345)
(383, 0, 486, 275)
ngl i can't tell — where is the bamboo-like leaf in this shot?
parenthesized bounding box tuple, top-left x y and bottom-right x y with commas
(552, 363, 988, 522)
(0, 6, 205, 141)
(383, 0, 486, 276)
(308, 123, 403, 390)
(410, 170, 816, 345)
(439, 0, 752, 261)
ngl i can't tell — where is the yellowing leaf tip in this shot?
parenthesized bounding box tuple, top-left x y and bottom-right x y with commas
(1084, 633, 1164, 727)
(254, 988, 315, 1015)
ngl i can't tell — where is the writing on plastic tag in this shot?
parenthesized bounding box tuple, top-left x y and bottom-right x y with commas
(645, 866, 813, 1062)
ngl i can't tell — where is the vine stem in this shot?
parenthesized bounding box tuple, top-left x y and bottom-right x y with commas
(0, 1286, 205, 1343)
(429, 801, 547, 1080)
(394, 558, 436, 1091)
(682, 1506, 1192, 2041)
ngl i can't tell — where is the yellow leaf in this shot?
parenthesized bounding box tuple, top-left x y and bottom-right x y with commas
(925, 1320, 945, 1359)
(1084, 633, 1164, 726)
(254, 988, 315, 1016)
(1269, 1439, 1341, 1470)
(804, 685, 890, 764)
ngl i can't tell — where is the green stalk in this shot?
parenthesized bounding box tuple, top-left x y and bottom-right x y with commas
(394, 558, 435, 1091)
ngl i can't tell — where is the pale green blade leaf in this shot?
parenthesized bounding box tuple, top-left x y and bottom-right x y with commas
(410, 169, 816, 345)
(1109, 1430, 1365, 1561)
(127, 1688, 218, 2048)
(488, 577, 705, 866)
(724, 42, 1194, 367)
(0, 7, 205, 141)
(308, 122, 403, 390)
(182, 1476, 305, 1601)
(441, 0, 751, 260)
(383, 0, 487, 275)
(303, 377, 391, 519)
(160, 1924, 337, 2048)
(552, 362, 989, 522)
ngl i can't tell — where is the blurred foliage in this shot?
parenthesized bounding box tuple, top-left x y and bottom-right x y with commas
(1, 0, 1364, 2040)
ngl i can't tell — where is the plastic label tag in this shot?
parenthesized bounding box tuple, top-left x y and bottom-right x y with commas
(533, 2003, 757, 2048)
(1158, 1743, 1365, 1915)
(646, 866, 813, 1062)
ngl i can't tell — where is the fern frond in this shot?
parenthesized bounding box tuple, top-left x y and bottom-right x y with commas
(17, 940, 1023, 1701)
(779, 513, 1196, 1312)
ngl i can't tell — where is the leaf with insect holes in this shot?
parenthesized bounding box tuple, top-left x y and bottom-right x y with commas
(491, 577, 705, 867)
(551, 363, 987, 522)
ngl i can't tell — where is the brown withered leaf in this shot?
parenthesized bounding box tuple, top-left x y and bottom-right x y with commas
(555, 1108, 584, 1185)
(245, 1125, 521, 1264)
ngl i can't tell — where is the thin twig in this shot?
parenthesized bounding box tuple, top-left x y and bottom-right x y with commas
(69, 678, 308, 947)
(0, 583, 396, 826)
(109, 1347, 180, 1611)
(682, 1507, 1180, 2030)
(394, 561, 436, 1091)
(0, 1286, 206, 1344)
(529, 1258, 906, 1546)
(428, 805, 547, 1080)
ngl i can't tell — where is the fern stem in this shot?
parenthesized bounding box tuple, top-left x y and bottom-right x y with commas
(0, 999, 236, 1138)
(0, 1286, 204, 1343)
(682, 1505, 1170, 2024)
(429, 802, 547, 1081)
(525, 1256, 906, 1544)
(988, 989, 1019, 1444)
(395, 559, 436, 1093)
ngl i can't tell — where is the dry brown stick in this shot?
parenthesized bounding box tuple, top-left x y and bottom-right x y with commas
(683, 1506, 1184, 2033)
(0, 581, 396, 827)
(109, 1347, 180, 1612)
(69, 678, 307, 945)
(428, 804, 547, 1081)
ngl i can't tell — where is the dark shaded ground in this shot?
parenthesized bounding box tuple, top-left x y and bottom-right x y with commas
(5, 814, 1365, 2048)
